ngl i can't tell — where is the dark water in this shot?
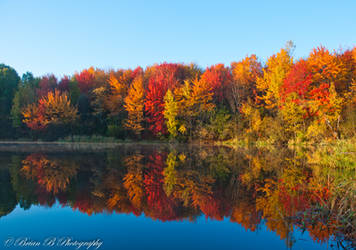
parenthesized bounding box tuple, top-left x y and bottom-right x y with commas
(0, 145, 354, 250)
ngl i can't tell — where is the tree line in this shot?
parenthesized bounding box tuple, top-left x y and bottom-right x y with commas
(1, 42, 355, 142)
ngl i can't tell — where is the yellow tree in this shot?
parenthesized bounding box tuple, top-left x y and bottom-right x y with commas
(190, 78, 215, 116)
(163, 81, 193, 138)
(106, 72, 128, 116)
(163, 89, 179, 138)
(256, 45, 293, 110)
(163, 78, 215, 139)
(123, 76, 145, 135)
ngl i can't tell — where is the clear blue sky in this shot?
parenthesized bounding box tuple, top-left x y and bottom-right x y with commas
(1, 0, 355, 78)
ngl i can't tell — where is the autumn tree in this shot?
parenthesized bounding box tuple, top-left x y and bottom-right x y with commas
(339, 47, 356, 137)
(75, 67, 99, 94)
(105, 71, 130, 116)
(36, 74, 58, 98)
(229, 55, 263, 113)
(124, 76, 145, 136)
(200, 64, 232, 105)
(280, 59, 313, 133)
(190, 78, 215, 118)
(163, 89, 180, 138)
(307, 47, 348, 95)
(164, 78, 216, 139)
(256, 44, 294, 111)
(22, 90, 78, 132)
(300, 47, 349, 139)
(145, 63, 186, 136)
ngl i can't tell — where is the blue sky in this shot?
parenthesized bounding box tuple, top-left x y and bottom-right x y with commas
(1, 0, 355, 77)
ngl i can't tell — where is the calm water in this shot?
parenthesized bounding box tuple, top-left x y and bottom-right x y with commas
(0, 145, 354, 250)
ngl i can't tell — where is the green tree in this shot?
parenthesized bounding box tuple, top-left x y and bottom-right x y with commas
(0, 64, 20, 137)
(11, 73, 38, 129)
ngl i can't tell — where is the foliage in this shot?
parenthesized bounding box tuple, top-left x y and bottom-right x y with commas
(1, 44, 356, 142)
(0, 64, 20, 138)
(124, 76, 145, 136)
(163, 89, 180, 138)
(22, 90, 78, 130)
(145, 63, 186, 136)
(1, 144, 355, 246)
(229, 55, 262, 113)
(201, 64, 232, 104)
(256, 45, 293, 110)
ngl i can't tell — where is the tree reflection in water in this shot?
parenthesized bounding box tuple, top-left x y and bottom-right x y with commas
(0, 145, 354, 249)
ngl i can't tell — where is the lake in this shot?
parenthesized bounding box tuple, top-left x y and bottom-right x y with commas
(0, 144, 354, 249)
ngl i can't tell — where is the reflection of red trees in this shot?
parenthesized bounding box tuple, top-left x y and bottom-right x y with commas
(278, 181, 329, 217)
(35, 186, 56, 207)
(15, 151, 351, 247)
(194, 189, 230, 221)
(258, 177, 336, 244)
(72, 190, 94, 215)
(144, 153, 178, 221)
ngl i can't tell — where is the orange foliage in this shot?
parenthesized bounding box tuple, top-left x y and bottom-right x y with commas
(22, 90, 78, 130)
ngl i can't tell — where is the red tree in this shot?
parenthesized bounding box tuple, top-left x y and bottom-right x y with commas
(36, 75, 58, 98)
(281, 60, 313, 104)
(200, 64, 232, 103)
(74, 68, 96, 93)
(58, 76, 71, 92)
(145, 63, 186, 136)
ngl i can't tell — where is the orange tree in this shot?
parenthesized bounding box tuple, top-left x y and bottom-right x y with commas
(22, 90, 78, 139)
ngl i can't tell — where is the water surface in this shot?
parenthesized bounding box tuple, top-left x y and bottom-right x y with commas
(0, 145, 354, 249)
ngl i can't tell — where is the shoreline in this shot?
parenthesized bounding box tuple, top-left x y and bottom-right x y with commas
(0, 140, 225, 153)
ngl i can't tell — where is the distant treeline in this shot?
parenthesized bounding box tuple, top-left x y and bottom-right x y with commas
(1, 42, 355, 142)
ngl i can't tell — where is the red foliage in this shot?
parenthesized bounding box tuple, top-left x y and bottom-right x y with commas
(24, 103, 47, 130)
(75, 68, 96, 93)
(281, 60, 332, 118)
(58, 76, 71, 92)
(145, 63, 186, 136)
(131, 66, 144, 80)
(278, 180, 329, 217)
(201, 64, 232, 102)
(72, 191, 94, 216)
(143, 152, 177, 221)
(36, 75, 58, 98)
(196, 189, 230, 221)
(281, 60, 312, 103)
